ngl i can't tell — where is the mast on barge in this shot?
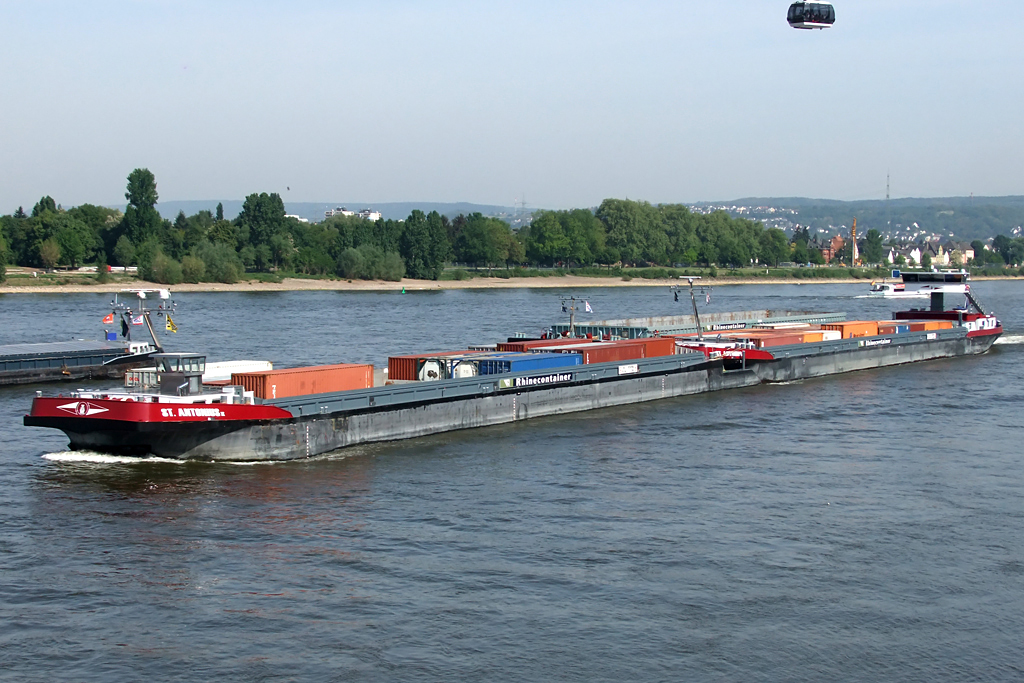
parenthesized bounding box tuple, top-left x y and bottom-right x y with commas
(110, 289, 176, 352)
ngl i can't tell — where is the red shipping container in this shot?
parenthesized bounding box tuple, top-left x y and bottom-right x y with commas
(231, 364, 373, 399)
(611, 337, 677, 357)
(580, 344, 646, 364)
(497, 338, 595, 353)
(388, 350, 479, 381)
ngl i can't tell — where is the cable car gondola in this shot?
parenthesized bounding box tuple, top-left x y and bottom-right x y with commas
(787, 2, 835, 29)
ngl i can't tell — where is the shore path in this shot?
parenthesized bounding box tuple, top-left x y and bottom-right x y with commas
(0, 274, 1017, 294)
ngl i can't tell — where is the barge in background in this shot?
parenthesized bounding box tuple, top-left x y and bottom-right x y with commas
(0, 289, 174, 386)
(24, 284, 1002, 461)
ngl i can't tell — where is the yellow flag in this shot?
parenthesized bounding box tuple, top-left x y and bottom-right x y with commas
(166, 315, 178, 333)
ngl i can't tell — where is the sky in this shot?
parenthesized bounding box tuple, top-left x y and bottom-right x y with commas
(1, 0, 1021, 211)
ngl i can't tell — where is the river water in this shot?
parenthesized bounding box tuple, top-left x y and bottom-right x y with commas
(1, 282, 1023, 681)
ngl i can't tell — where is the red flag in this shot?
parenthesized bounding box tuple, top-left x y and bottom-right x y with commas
(102, 313, 114, 324)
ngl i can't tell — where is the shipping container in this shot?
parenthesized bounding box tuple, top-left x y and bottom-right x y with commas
(232, 364, 373, 400)
(822, 321, 879, 338)
(388, 350, 480, 381)
(531, 342, 608, 354)
(800, 331, 825, 343)
(497, 338, 595, 353)
(609, 336, 678, 357)
(476, 352, 582, 375)
(820, 330, 842, 341)
(579, 344, 648, 364)
(756, 334, 806, 348)
(908, 320, 954, 332)
(752, 323, 815, 330)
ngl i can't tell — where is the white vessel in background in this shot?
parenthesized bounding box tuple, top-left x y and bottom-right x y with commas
(864, 269, 974, 302)
(866, 280, 928, 298)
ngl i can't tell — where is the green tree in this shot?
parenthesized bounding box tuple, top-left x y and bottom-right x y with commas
(39, 238, 60, 269)
(596, 199, 665, 265)
(381, 251, 405, 280)
(525, 211, 570, 265)
(181, 254, 206, 283)
(95, 250, 111, 283)
(337, 247, 365, 279)
(0, 231, 7, 283)
(399, 210, 449, 280)
(792, 240, 809, 264)
(208, 219, 238, 246)
(120, 168, 163, 245)
(216, 202, 224, 221)
(921, 251, 932, 269)
(862, 229, 884, 264)
(759, 229, 789, 267)
(237, 192, 286, 248)
(194, 242, 243, 283)
(126, 168, 158, 208)
(55, 224, 86, 268)
(456, 213, 511, 270)
(150, 252, 183, 284)
(113, 235, 135, 267)
(504, 230, 526, 267)
(31, 196, 57, 217)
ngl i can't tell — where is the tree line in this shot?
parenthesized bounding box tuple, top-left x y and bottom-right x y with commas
(5, 168, 1023, 286)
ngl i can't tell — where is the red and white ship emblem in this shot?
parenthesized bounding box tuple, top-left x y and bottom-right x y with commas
(57, 401, 109, 417)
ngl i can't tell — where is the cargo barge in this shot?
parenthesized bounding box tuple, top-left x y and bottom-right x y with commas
(23, 278, 1002, 461)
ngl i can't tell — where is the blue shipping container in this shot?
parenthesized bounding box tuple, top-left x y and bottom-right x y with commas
(895, 324, 910, 334)
(476, 352, 582, 375)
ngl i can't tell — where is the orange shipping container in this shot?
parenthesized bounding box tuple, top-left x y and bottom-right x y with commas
(756, 334, 805, 348)
(822, 321, 879, 338)
(232, 364, 373, 399)
(908, 320, 954, 332)
(801, 331, 825, 343)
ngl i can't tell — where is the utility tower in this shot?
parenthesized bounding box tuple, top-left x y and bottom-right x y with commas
(886, 173, 891, 235)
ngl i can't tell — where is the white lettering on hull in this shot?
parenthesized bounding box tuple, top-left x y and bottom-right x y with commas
(160, 407, 227, 418)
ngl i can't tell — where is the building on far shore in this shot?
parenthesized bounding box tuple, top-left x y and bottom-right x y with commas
(324, 207, 382, 221)
(284, 214, 309, 224)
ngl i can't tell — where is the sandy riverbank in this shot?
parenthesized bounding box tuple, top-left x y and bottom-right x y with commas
(1, 274, 1019, 294)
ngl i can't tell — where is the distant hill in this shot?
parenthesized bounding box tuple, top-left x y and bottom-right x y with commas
(151, 200, 523, 223)
(695, 196, 1024, 242)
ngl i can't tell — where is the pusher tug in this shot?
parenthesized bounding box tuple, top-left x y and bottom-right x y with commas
(25, 280, 1001, 461)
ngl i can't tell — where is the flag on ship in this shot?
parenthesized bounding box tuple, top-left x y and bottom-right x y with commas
(131, 315, 144, 326)
(102, 313, 114, 324)
(585, 301, 592, 313)
(120, 317, 128, 338)
(166, 316, 178, 333)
